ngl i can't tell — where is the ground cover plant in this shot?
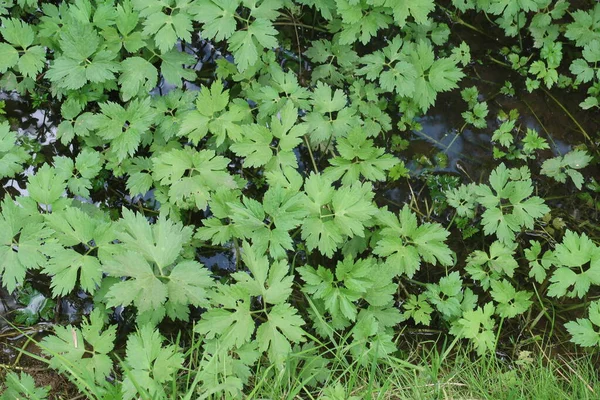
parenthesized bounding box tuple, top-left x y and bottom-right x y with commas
(0, 0, 599, 398)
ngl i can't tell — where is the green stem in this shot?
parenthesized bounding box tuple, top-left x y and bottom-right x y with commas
(541, 88, 592, 145)
(272, 21, 328, 33)
(522, 99, 560, 154)
(303, 135, 319, 173)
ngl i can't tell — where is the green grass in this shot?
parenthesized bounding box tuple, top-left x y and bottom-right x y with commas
(145, 329, 598, 400)
(4, 328, 599, 399)
(240, 342, 599, 400)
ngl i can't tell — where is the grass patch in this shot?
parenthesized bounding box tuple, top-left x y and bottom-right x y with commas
(242, 342, 599, 400)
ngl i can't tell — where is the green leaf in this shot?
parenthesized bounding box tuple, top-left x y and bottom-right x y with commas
(401, 294, 433, 325)
(356, 36, 417, 98)
(466, 241, 518, 290)
(119, 57, 158, 101)
(446, 183, 477, 218)
(53, 149, 104, 198)
(337, 4, 391, 45)
(41, 309, 116, 385)
(229, 18, 278, 71)
(46, 22, 119, 90)
(117, 208, 192, 269)
(0, 121, 30, 178)
(0, 43, 18, 72)
(228, 186, 306, 259)
(525, 240, 555, 283)
(160, 49, 196, 85)
(166, 260, 213, 308)
(195, 0, 238, 41)
(425, 272, 464, 320)
(122, 324, 183, 400)
(325, 128, 398, 184)
(456, 303, 496, 355)
(476, 164, 549, 244)
(407, 41, 465, 111)
(521, 128, 549, 153)
(541, 150, 592, 190)
(28, 164, 67, 207)
(565, 301, 600, 347)
(195, 288, 255, 349)
(233, 242, 294, 304)
(374, 206, 453, 277)
(133, 0, 197, 53)
(299, 258, 378, 323)
(102, 251, 169, 320)
(179, 80, 250, 145)
(429, 57, 465, 92)
(547, 231, 600, 298)
(43, 207, 108, 296)
(197, 240, 304, 361)
(385, 0, 435, 26)
(0, 201, 52, 293)
(490, 279, 532, 318)
(301, 174, 377, 257)
(256, 303, 306, 366)
(565, 4, 600, 47)
(43, 247, 102, 297)
(1, 372, 49, 400)
(91, 97, 156, 162)
(229, 124, 272, 167)
(1, 17, 35, 48)
(152, 148, 237, 210)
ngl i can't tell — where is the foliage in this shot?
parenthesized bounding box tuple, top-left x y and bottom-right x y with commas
(0, 372, 49, 400)
(541, 149, 593, 189)
(0, 0, 599, 398)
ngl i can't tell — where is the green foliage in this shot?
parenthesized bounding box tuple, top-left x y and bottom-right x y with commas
(0, 372, 49, 400)
(1, 0, 600, 397)
(547, 231, 600, 299)
(40, 309, 116, 386)
(301, 173, 378, 257)
(0, 121, 30, 178)
(179, 80, 250, 146)
(466, 241, 518, 290)
(133, 0, 199, 54)
(357, 38, 464, 112)
(0, 198, 52, 293)
(121, 324, 184, 400)
(454, 303, 496, 355)
(299, 257, 397, 325)
(461, 86, 488, 128)
(474, 164, 549, 244)
(0, 18, 46, 82)
(13, 284, 55, 325)
(195, 242, 305, 366)
(324, 127, 399, 184)
(42, 206, 113, 296)
(195, 0, 279, 72)
(100, 209, 212, 324)
(46, 22, 119, 90)
(374, 205, 453, 278)
(152, 147, 239, 213)
(541, 149, 592, 190)
(565, 300, 600, 347)
(89, 97, 156, 162)
(425, 271, 476, 321)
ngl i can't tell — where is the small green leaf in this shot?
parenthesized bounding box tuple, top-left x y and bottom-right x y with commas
(1, 372, 49, 400)
(41, 309, 116, 385)
(122, 324, 183, 400)
(566, 301, 600, 347)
